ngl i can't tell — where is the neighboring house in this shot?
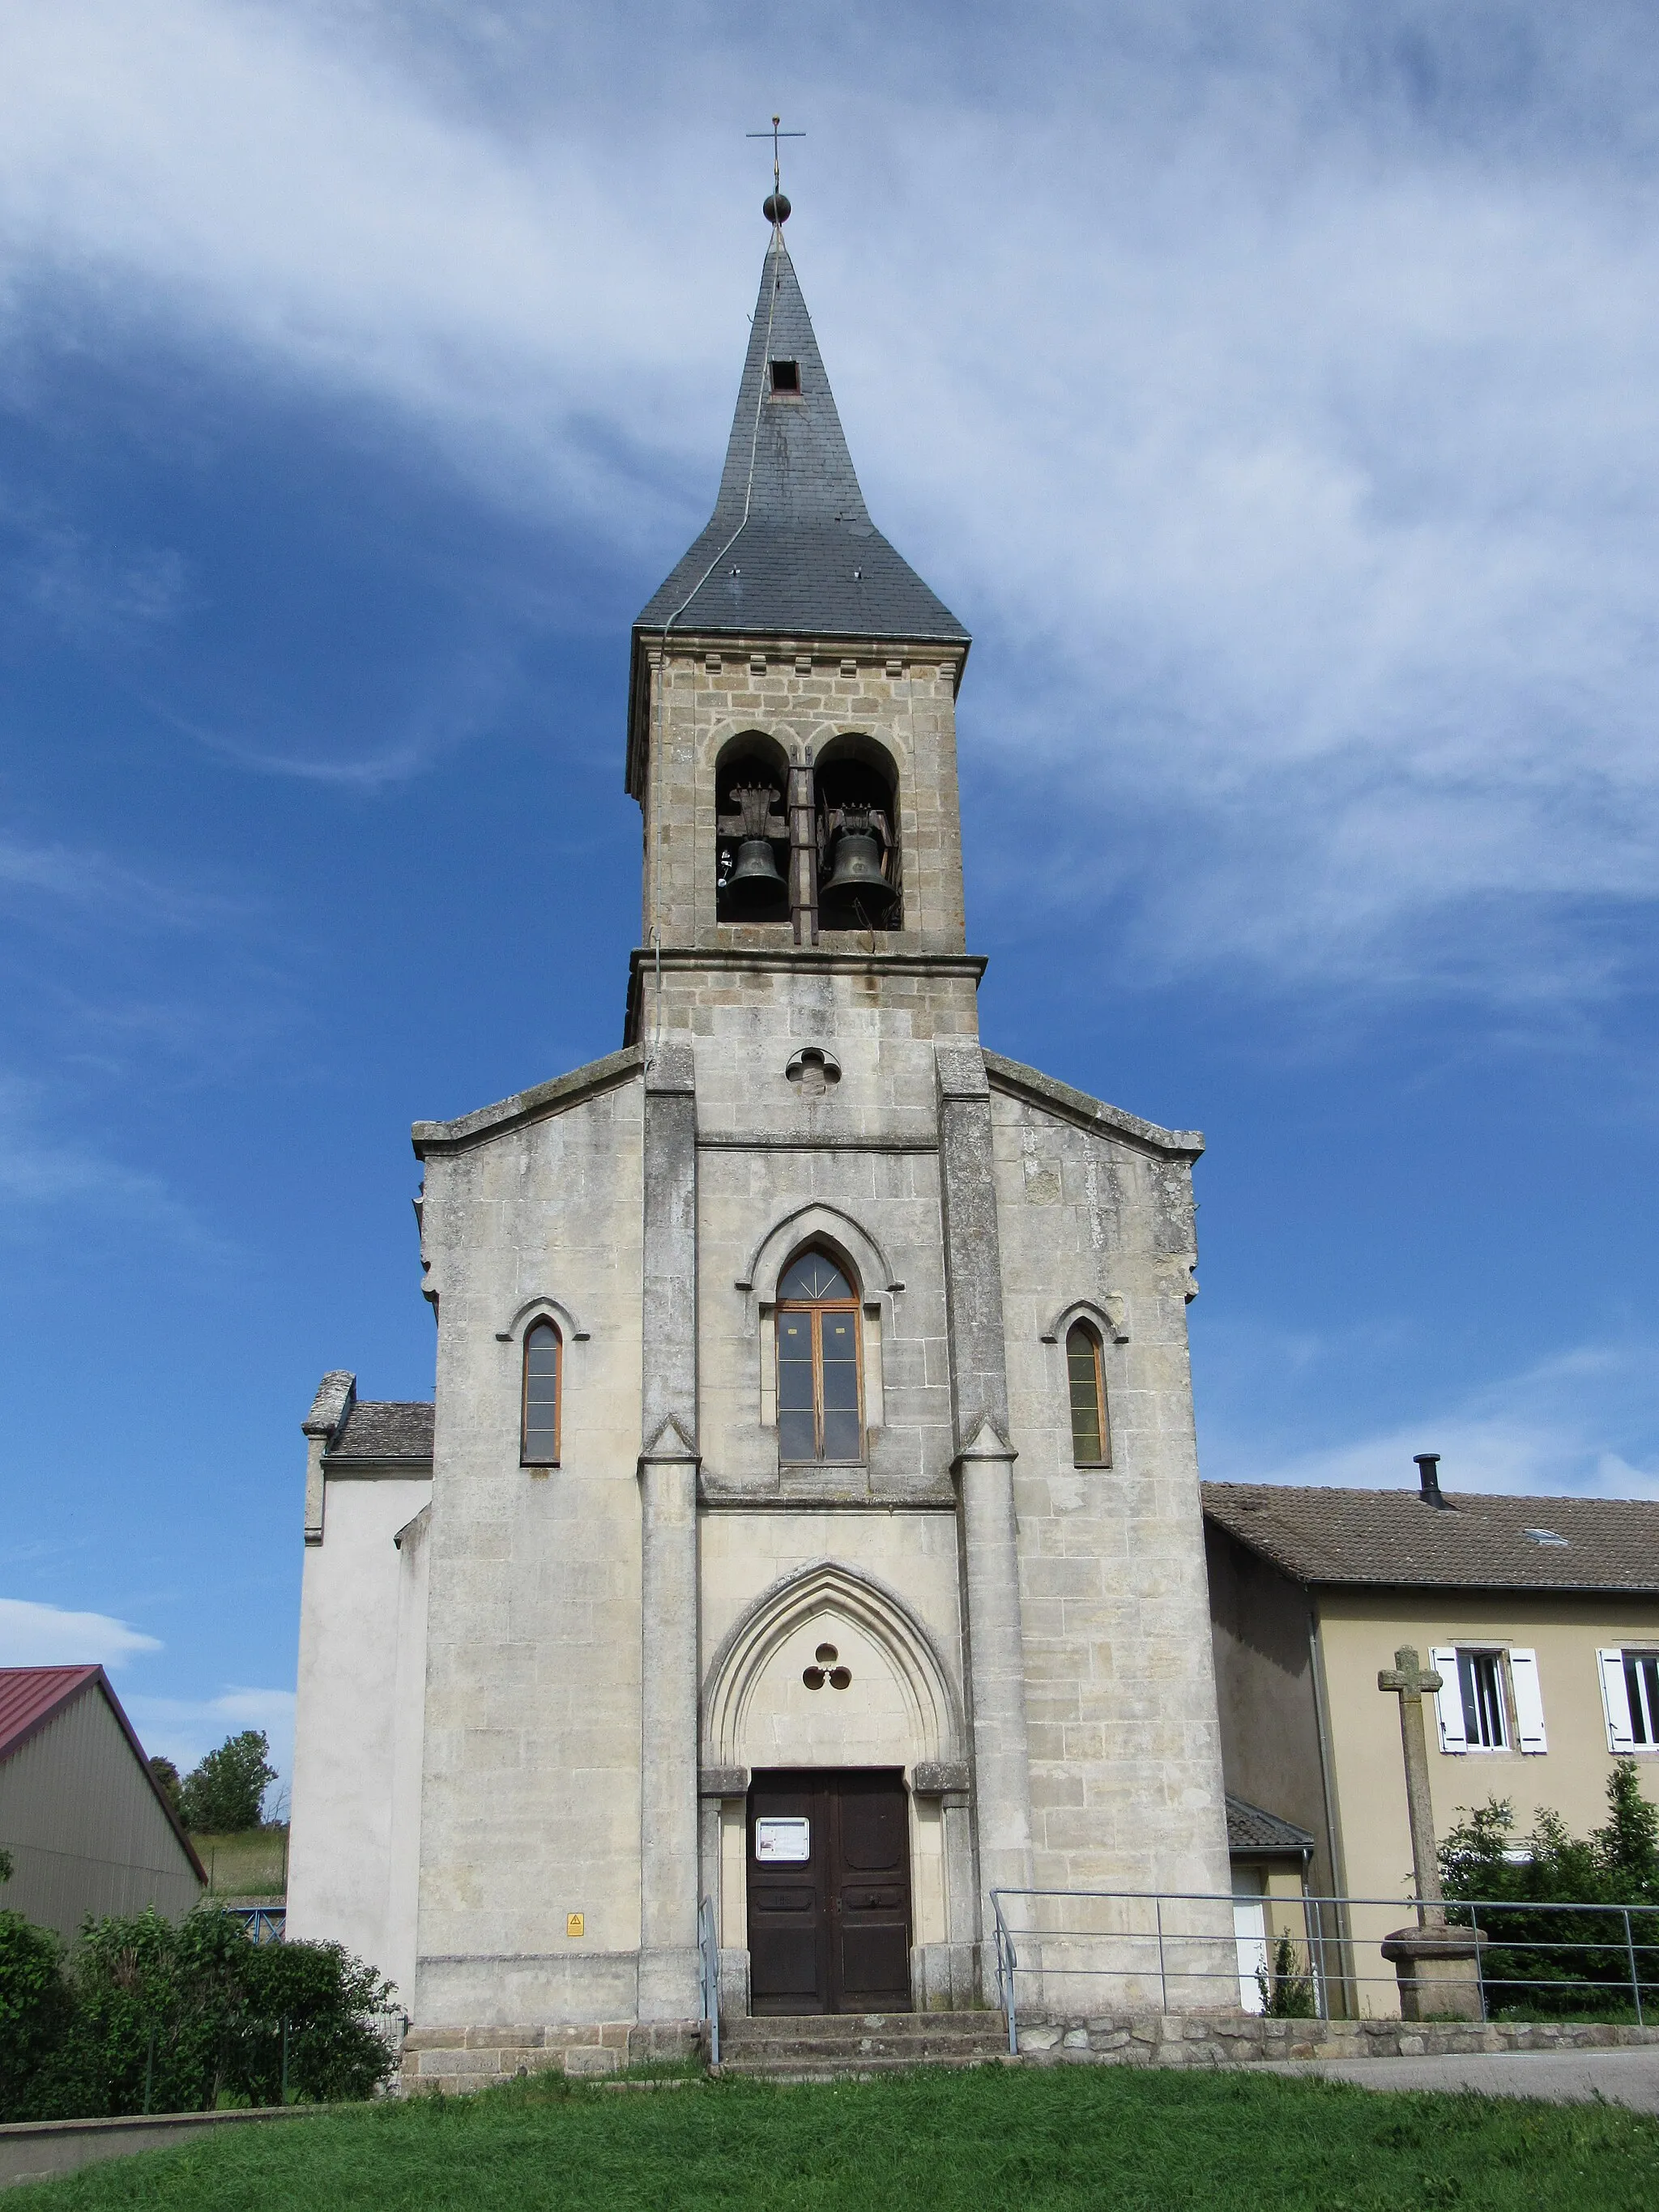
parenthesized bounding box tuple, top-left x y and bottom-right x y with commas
(0, 1666, 205, 1944)
(1204, 1469, 1659, 2014)
(1226, 1796, 1315, 2012)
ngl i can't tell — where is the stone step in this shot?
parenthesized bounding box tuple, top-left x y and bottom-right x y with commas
(721, 2011, 1004, 2045)
(715, 2011, 1009, 2078)
(724, 2031, 1005, 2061)
(720, 2054, 1006, 2082)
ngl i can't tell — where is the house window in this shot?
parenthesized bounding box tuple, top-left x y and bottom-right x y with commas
(1628, 1654, 1659, 1744)
(1459, 1650, 1509, 1750)
(770, 358, 800, 393)
(776, 1251, 862, 1463)
(522, 1320, 561, 1464)
(1600, 1648, 1659, 1750)
(1433, 1645, 1548, 1754)
(1066, 1322, 1110, 1466)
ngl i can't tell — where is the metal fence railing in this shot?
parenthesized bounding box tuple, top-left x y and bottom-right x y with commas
(988, 1886, 1659, 2056)
(698, 1895, 721, 2068)
(224, 1905, 287, 1942)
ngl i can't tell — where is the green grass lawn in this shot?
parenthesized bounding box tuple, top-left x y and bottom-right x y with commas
(192, 1828, 288, 1899)
(12, 2064, 1659, 2212)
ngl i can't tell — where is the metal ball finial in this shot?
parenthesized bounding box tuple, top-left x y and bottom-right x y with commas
(763, 192, 791, 226)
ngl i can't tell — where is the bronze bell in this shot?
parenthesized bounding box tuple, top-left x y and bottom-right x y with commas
(723, 837, 787, 913)
(821, 830, 894, 914)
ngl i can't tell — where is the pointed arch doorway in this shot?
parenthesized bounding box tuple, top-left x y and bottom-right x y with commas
(748, 1767, 912, 2014)
(703, 1558, 971, 2016)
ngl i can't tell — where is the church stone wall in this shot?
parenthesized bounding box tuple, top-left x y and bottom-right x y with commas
(992, 1085, 1232, 1901)
(414, 1072, 647, 2028)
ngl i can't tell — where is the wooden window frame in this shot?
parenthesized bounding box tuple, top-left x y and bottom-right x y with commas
(776, 1253, 864, 1465)
(521, 1319, 562, 1467)
(1456, 1647, 1512, 1752)
(1627, 1650, 1659, 1746)
(1065, 1321, 1111, 1468)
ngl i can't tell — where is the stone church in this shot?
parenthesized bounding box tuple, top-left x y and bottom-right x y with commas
(287, 207, 1231, 2052)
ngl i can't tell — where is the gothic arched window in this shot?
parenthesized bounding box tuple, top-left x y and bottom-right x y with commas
(1066, 1321, 1110, 1467)
(522, 1319, 561, 1465)
(777, 1251, 863, 1463)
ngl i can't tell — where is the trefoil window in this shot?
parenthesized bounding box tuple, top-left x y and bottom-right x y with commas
(1066, 1322, 1110, 1467)
(522, 1320, 561, 1465)
(776, 1251, 862, 1464)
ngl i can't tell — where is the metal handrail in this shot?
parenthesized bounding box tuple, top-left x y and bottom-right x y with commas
(697, 1895, 720, 2068)
(988, 1886, 1659, 2056)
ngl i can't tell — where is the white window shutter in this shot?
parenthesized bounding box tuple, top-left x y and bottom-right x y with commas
(1431, 1647, 1466, 1752)
(1599, 1649, 1636, 1754)
(1508, 1649, 1547, 1753)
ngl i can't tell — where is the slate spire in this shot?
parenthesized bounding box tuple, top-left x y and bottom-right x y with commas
(635, 232, 966, 646)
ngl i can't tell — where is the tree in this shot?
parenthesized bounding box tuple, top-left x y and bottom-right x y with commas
(148, 1758, 183, 1818)
(1439, 1759, 1659, 2016)
(177, 1733, 277, 1835)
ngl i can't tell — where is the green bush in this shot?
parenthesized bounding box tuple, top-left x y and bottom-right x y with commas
(0, 1903, 399, 2121)
(0, 1911, 74, 2117)
(1439, 1758, 1659, 2016)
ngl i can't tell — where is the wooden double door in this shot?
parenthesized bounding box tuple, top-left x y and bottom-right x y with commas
(747, 1768, 913, 2014)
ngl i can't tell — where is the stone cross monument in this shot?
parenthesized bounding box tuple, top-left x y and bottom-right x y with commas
(1375, 1645, 1447, 1929)
(1376, 1643, 1484, 2021)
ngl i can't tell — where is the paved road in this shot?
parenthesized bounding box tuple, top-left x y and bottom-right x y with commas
(1262, 2048, 1659, 2112)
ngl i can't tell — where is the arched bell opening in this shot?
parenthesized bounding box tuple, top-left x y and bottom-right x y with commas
(715, 732, 791, 924)
(814, 733, 901, 932)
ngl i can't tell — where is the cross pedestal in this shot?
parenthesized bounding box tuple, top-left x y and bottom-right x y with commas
(1375, 1645, 1484, 2022)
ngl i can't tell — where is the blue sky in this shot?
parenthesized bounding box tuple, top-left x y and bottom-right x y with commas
(2, 1, 1658, 1796)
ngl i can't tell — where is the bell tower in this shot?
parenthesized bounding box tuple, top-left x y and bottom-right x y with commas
(625, 203, 975, 1039)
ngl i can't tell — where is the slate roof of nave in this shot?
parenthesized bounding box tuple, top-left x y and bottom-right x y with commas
(634, 233, 967, 649)
(326, 1400, 434, 1462)
(1204, 1482, 1659, 1594)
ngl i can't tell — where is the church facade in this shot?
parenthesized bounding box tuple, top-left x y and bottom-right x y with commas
(287, 214, 1231, 2044)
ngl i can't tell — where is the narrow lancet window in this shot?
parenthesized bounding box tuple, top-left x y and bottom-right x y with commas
(777, 1251, 862, 1463)
(1066, 1322, 1109, 1466)
(522, 1320, 561, 1465)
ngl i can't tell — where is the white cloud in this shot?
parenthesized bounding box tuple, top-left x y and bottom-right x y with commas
(0, 1596, 160, 1669)
(2, 4, 1658, 994)
(1208, 1336, 1659, 1498)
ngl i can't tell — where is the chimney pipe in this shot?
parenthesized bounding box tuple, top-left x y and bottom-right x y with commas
(1414, 1451, 1449, 1508)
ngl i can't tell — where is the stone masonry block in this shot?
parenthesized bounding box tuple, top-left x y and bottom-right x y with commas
(565, 2047, 622, 2077)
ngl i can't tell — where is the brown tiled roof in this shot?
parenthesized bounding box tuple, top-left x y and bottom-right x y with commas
(326, 1401, 433, 1462)
(1203, 1483, 1659, 1594)
(1226, 1796, 1315, 1855)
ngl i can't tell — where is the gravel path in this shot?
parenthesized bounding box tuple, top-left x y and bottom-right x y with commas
(1262, 2047, 1659, 2112)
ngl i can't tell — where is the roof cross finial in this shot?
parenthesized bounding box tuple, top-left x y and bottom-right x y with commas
(747, 113, 804, 231)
